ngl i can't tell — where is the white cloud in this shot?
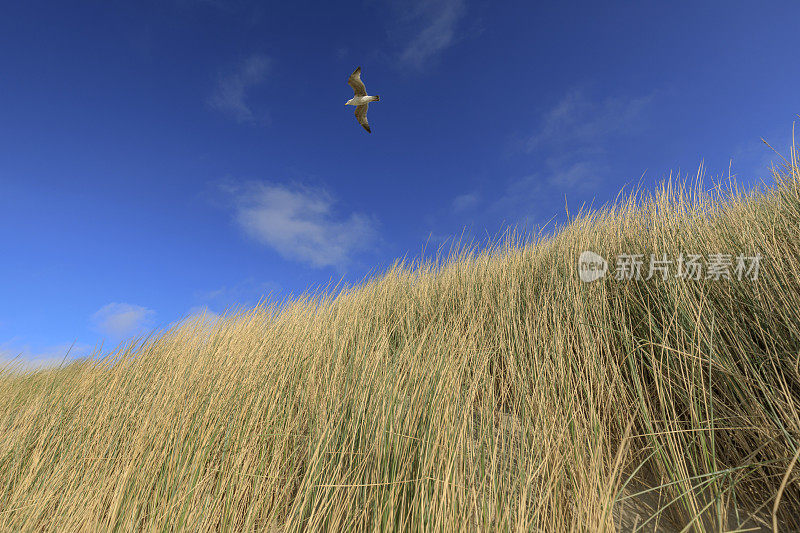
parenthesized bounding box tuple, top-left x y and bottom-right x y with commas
(395, 0, 466, 68)
(185, 305, 223, 327)
(187, 305, 221, 319)
(208, 54, 270, 123)
(452, 192, 480, 212)
(229, 182, 378, 269)
(91, 303, 156, 339)
(0, 341, 91, 370)
(168, 306, 223, 334)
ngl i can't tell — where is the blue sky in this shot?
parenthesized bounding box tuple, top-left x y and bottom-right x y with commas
(1, 1, 798, 365)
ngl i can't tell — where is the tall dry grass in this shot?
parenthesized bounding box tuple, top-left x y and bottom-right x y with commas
(1, 148, 800, 531)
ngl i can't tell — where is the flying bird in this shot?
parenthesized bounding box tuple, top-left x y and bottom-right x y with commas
(345, 67, 380, 133)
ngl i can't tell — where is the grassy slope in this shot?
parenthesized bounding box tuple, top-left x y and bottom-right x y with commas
(1, 157, 800, 531)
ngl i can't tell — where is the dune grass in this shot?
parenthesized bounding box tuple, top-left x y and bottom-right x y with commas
(1, 149, 800, 531)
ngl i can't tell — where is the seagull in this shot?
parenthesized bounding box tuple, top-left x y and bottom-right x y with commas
(345, 67, 380, 133)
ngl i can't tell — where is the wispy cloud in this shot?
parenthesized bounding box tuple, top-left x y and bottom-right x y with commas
(526, 90, 653, 153)
(194, 278, 281, 310)
(0, 340, 90, 370)
(393, 0, 466, 69)
(448, 90, 654, 227)
(451, 192, 480, 212)
(521, 89, 654, 192)
(486, 173, 544, 221)
(208, 54, 270, 123)
(186, 305, 222, 321)
(731, 130, 795, 183)
(91, 303, 156, 339)
(228, 182, 378, 269)
(541, 158, 605, 190)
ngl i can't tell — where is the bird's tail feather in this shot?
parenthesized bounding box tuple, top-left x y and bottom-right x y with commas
(372, 95, 380, 102)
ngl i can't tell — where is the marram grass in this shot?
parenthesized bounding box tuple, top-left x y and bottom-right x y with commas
(2, 154, 800, 532)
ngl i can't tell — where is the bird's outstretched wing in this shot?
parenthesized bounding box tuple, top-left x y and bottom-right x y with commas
(348, 67, 367, 97)
(355, 104, 371, 133)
